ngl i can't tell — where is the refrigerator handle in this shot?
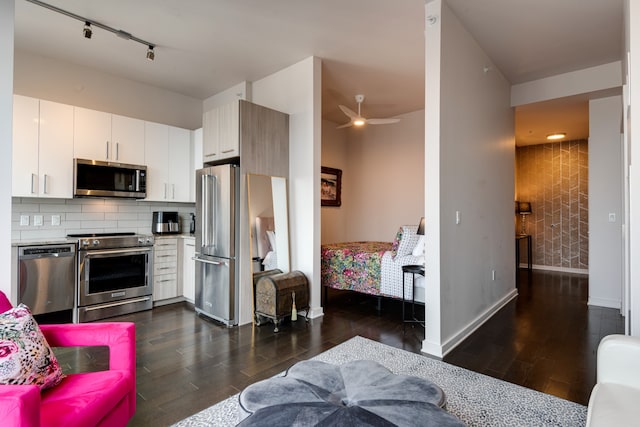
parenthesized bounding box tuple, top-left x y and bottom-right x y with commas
(194, 257, 228, 267)
(201, 174, 216, 249)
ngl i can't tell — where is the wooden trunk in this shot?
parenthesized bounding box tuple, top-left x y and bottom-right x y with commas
(254, 270, 309, 332)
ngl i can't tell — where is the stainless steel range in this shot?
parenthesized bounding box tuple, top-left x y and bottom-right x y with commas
(68, 232, 154, 322)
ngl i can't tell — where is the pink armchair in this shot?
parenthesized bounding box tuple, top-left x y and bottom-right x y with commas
(0, 292, 136, 427)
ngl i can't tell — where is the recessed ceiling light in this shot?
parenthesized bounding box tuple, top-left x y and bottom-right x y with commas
(546, 133, 566, 141)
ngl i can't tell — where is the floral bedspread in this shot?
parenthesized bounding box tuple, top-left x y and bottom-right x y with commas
(321, 242, 392, 296)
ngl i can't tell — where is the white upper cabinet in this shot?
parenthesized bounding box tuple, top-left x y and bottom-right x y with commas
(73, 107, 112, 161)
(74, 107, 145, 164)
(202, 100, 239, 163)
(202, 107, 220, 163)
(144, 121, 169, 201)
(218, 100, 239, 158)
(111, 114, 145, 165)
(168, 126, 191, 203)
(12, 95, 39, 197)
(12, 95, 73, 198)
(145, 122, 191, 202)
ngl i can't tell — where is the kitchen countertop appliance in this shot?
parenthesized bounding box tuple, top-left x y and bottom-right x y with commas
(17, 243, 76, 316)
(152, 211, 181, 235)
(194, 164, 240, 326)
(68, 232, 154, 322)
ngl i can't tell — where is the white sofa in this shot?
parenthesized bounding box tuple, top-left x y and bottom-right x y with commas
(587, 334, 640, 426)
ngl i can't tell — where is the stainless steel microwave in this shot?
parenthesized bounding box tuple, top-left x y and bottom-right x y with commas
(74, 158, 147, 199)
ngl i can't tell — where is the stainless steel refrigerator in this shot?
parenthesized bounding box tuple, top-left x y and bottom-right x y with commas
(194, 164, 240, 326)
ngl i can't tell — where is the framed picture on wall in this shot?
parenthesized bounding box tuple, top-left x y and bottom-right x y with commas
(321, 167, 342, 207)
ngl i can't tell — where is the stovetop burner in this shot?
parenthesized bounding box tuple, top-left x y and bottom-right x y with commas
(67, 232, 136, 238)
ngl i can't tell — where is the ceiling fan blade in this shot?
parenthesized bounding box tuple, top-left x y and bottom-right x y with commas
(336, 122, 353, 129)
(366, 118, 401, 125)
(339, 105, 359, 119)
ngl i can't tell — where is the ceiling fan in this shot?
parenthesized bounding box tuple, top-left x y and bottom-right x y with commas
(337, 94, 401, 129)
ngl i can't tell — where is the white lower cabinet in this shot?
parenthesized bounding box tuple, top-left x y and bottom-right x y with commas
(153, 237, 178, 301)
(180, 237, 196, 302)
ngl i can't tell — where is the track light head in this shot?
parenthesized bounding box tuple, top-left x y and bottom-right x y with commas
(83, 21, 92, 39)
(146, 45, 155, 61)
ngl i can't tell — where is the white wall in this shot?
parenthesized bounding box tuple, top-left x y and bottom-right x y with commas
(248, 56, 324, 319)
(0, 1, 14, 299)
(589, 96, 624, 309)
(626, 0, 640, 335)
(423, 0, 516, 357)
(511, 62, 623, 107)
(14, 51, 203, 129)
(321, 119, 348, 244)
(345, 110, 425, 241)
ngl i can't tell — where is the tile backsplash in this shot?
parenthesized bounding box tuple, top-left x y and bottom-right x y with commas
(12, 197, 195, 240)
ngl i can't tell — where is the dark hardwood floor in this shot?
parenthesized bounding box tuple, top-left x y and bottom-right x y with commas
(54, 269, 623, 426)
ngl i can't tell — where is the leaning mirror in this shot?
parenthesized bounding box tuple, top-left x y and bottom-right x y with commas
(247, 174, 290, 273)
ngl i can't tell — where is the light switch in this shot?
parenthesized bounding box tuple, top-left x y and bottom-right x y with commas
(51, 215, 61, 226)
(33, 215, 43, 226)
(20, 215, 29, 226)
(456, 211, 461, 225)
(608, 213, 616, 223)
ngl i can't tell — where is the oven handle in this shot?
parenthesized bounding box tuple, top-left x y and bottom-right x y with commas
(81, 247, 153, 257)
(193, 257, 228, 267)
(83, 296, 151, 312)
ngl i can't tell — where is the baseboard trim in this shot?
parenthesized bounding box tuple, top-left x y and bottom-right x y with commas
(421, 288, 519, 358)
(307, 306, 324, 319)
(588, 297, 621, 309)
(526, 264, 588, 275)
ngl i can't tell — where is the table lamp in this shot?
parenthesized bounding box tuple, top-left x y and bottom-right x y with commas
(417, 217, 425, 235)
(517, 201, 531, 235)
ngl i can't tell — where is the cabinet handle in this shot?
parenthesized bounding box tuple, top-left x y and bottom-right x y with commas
(172, 184, 175, 199)
(106, 141, 110, 159)
(204, 153, 216, 158)
(30, 173, 36, 194)
(164, 183, 167, 199)
(222, 149, 234, 153)
(115, 142, 119, 160)
(43, 174, 49, 194)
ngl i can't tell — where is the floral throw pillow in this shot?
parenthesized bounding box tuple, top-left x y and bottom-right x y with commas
(0, 304, 65, 390)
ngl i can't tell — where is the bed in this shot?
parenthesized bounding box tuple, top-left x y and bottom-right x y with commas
(255, 216, 278, 271)
(321, 225, 425, 303)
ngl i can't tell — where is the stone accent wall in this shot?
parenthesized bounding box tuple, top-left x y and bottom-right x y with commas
(515, 140, 588, 270)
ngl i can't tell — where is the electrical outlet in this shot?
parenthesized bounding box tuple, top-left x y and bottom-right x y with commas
(51, 215, 61, 226)
(609, 213, 616, 223)
(33, 215, 43, 226)
(20, 215, 29, 226)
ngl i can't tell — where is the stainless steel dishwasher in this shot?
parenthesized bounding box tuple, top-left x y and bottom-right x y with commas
(17, 244, 76, 315)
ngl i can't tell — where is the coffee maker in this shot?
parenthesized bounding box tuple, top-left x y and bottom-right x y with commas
(152, 211, 181, 234)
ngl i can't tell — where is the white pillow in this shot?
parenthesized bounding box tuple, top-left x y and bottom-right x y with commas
(266, 230, 276, 252)
(412, 235, 425, 257)
(395, 225, 419, 258)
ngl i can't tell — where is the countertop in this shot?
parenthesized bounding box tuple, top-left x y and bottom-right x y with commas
(12, 234, 195, 247)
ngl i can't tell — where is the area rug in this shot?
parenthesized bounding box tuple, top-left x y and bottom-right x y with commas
(172, 336, 587, 427)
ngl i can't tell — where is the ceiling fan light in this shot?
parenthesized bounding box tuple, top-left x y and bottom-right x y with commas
(546, 132, 566, 140)
(353, 119, 365, 126)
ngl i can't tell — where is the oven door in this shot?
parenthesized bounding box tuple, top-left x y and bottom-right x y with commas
(78, 247, 152, 306)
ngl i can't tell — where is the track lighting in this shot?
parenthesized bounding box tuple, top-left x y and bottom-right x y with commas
(83, 21, 92, 39)
(146, 46, 155, 61)
(26, 0, 157, 61)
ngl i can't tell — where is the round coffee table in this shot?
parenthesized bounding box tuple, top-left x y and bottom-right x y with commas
(238, 359, 464, 426)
